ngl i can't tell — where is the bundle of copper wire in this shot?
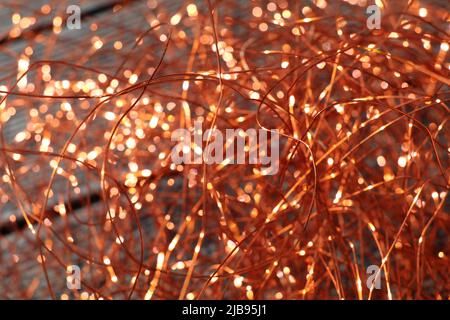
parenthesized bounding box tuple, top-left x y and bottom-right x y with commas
(0, 0, 448, 299)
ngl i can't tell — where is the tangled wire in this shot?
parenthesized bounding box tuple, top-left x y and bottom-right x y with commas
(0, 0, 448, 299)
